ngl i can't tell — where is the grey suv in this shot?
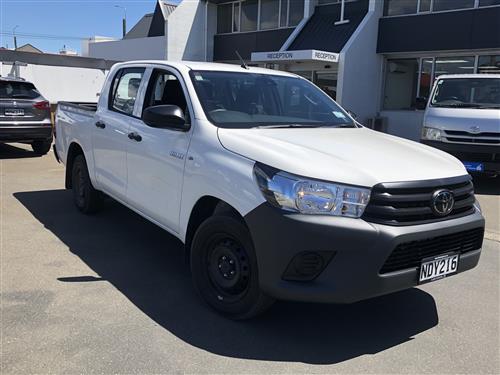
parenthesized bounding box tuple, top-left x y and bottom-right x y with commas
(0, 77, 53, 155)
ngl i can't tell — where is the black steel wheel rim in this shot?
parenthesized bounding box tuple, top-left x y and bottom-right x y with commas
(206, 234, 251, 303)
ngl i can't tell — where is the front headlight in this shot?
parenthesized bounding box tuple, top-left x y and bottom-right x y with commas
(253, 163, 371, 218)
(421, 126, 442, 141)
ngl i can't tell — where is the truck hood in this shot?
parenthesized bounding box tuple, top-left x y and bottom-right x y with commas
(217, 127, 467, 187)
(424, 106, 500, 133)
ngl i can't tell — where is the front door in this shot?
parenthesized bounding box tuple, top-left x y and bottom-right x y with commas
(125, 68, 192, 233)
(93, 67, 145, 201)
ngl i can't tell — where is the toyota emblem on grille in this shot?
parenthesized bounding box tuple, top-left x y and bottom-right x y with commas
(470, 125, 481, 134)
(431, 189, 455, 216)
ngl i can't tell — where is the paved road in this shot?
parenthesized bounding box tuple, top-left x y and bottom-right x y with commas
(1, 143, 499, 374)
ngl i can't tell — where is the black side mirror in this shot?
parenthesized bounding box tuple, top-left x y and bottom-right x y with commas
(416, 97, 427, 110)
(143, 105, 189, 131)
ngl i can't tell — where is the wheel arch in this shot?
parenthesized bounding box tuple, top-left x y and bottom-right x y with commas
(65, 142, 85, 189)
(184, 196, 243, 255)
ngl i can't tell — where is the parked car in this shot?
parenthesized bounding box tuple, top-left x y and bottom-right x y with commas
(54, 61, 485, 319)
(421, 74, 500, 176)
(0, 77, 53, 155)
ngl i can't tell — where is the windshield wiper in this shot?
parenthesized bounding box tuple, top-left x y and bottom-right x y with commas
(433, 103, 482, 108)
(255, 124, 324, 129)
(256, 123, 355, 129)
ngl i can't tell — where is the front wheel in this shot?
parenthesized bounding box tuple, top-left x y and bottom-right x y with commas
(190, 215, 274, 320)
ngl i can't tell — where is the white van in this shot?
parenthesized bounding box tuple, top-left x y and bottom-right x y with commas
(421, 74, 500, 175)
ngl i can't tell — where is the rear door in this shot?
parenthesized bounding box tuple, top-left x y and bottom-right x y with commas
(0, 80, 49, 124)
(125, 67, 193, 233)
(93, 67, 146, 201)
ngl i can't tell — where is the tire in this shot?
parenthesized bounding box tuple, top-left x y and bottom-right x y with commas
(190, 215, 274, 320)
(31, 138, 52, 155)
(71, 154, 102, 214)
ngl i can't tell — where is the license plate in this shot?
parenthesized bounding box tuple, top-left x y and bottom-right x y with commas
(419, 253, 459, 284)
(5, 108, 24, 116)
(463, 161, 484, 172)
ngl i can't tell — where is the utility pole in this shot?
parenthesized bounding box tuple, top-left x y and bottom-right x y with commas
(13, 25, 19, 49)
(114, 5, 127, 38)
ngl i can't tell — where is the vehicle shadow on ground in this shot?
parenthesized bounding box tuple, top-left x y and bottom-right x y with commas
(472, 175, 500, 195)
(15, 189, 439, 365)
(0, 143, 37, 159)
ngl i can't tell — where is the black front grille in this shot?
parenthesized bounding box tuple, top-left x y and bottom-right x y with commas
(380, 227, 484, 274)
(448, 151, 500, 163)
(363, 176, 476, 226)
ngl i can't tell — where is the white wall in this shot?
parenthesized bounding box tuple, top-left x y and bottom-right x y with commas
(165, 0, 207, 61)
(0, 63, 108, 103)
(381, 110, 425, 141)
(88, 36, 167, 61)
(336, 0, 384, 124)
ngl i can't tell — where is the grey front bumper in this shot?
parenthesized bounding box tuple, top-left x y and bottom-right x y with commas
(244, 203, 485, 304)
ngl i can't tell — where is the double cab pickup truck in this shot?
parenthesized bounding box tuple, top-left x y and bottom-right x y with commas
(55, 61, 485, 319)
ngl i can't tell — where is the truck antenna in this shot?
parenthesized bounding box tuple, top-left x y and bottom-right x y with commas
(235, 50, 249, 70)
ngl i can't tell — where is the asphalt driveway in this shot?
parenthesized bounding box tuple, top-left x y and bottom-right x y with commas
(1, 143, 499, 374)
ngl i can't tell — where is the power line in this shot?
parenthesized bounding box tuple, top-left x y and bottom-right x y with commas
(0, 31, 91, 41)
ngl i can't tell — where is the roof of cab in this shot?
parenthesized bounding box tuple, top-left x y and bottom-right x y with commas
(112, 60, 299, 77)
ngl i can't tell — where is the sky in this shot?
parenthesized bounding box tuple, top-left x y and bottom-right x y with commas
(0, 0, 179, 54)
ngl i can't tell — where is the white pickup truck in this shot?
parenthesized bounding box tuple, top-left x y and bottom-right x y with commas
(55, 61, 485, 319)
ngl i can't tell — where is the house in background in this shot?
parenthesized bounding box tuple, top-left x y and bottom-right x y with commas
(85, 0, 178, 61)
(15, 43, 43, 54)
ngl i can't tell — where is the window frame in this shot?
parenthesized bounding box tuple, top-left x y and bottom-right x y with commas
(140, 66, 193, 129)
(381, 52, 500, 111)
(215, 0, 303, 35)
(382, 0, 499, 17)
(108, 67, 146, 118)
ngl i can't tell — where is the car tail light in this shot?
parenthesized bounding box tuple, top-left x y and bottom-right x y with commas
(33, 101, 50, 110)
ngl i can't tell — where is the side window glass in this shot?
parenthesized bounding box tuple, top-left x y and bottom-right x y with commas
(144, 70, 188, 115)
(110, 68, 145, 116)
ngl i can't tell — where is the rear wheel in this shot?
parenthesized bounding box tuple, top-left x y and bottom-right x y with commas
(71, 154, 102, 214)
(31, 138, 52, 155)
(190, 215, 274, 320)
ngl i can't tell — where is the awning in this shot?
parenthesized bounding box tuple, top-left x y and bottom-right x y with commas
(251, 49, 339, 64)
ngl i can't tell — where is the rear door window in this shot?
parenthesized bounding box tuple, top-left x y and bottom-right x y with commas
(0, 81, 40, 99)
(109, 68, 145, 116)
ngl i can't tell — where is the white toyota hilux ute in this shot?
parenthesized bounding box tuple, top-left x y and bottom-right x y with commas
(54, 61, 485, 319)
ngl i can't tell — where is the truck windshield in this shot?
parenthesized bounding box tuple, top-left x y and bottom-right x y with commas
(0, 81, 40, 99)
(431, 78, 500, 109)
(189, 70, 355, 129)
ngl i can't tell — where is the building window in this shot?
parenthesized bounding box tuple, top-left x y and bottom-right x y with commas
(383, 59, 419, 110)
(384, 0, 418, 16)
(217, 3, 233, 34)
(217, 0, 304, 34)
(478, 55, 500, 74)
(433, 0, 474, 12)
(433, 56, 475, 78)
(289, 0, 305, 25)
(241, 0, 258, 31)
(279, 0, 288, 27)
(383, 55, 497, 111)
(260, 0, 279, 30)
(383, 0, 499, 16)
(479, 0, 500, 5)
(233, 2, 241, 32)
